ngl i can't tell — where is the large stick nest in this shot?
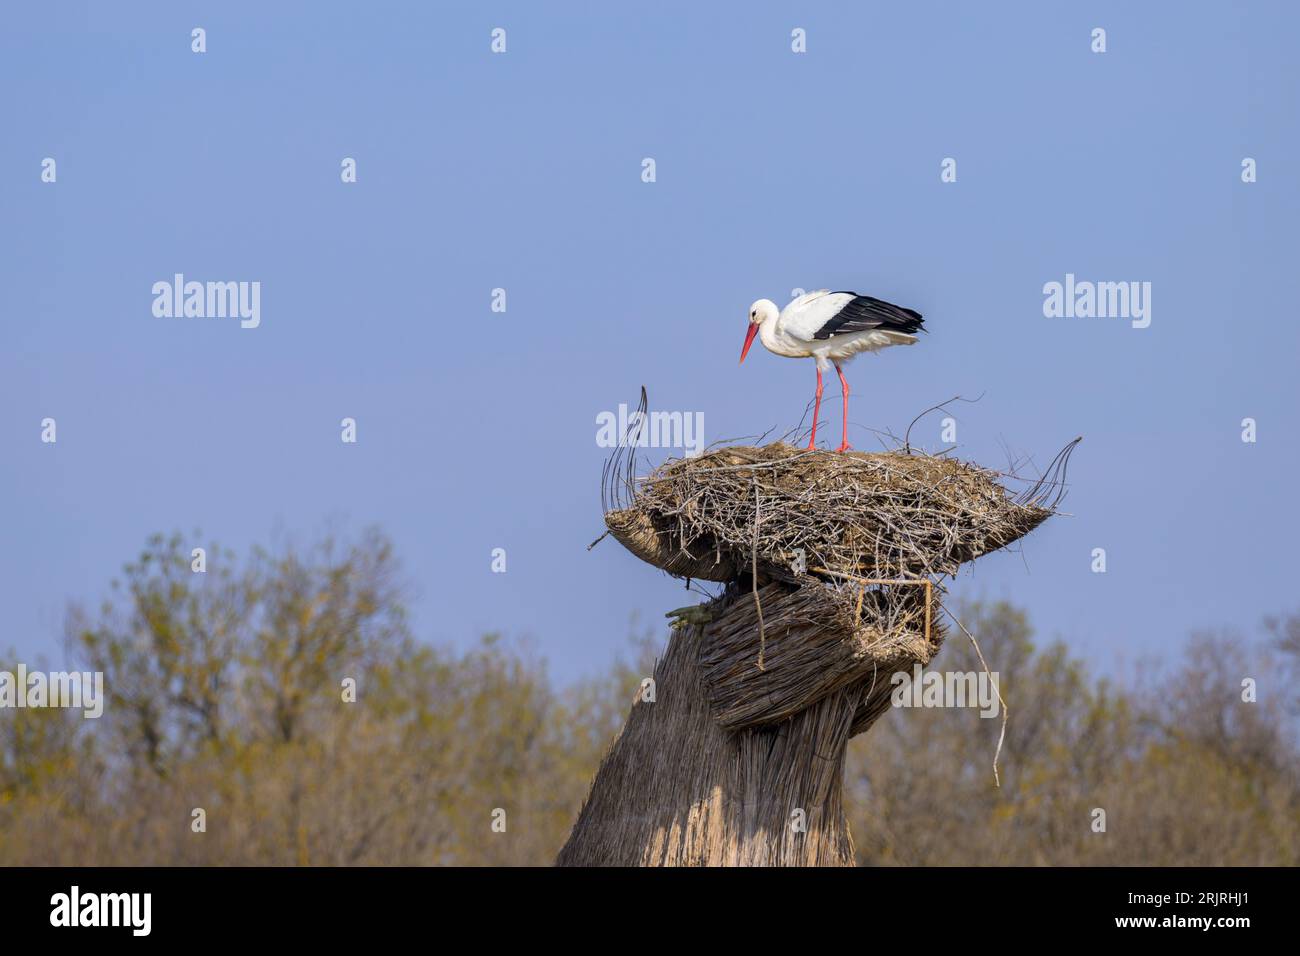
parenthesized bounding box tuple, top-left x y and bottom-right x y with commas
(605, 441, 1073, 585)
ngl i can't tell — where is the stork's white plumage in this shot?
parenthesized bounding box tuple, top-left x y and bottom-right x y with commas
(739, 289, 925, 452)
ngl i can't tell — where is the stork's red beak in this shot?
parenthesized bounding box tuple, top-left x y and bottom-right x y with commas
(739, 323, 759, 365)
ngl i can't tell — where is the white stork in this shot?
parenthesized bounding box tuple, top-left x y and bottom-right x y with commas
(739, 290, 925, 452)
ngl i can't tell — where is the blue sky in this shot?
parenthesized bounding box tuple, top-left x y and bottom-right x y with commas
(2, 1, 1297, 682)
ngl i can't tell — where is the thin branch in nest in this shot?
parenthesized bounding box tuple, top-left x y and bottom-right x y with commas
(600, 386, 650, 514)
(853, 422, 905, 452)
(1016, 436, 1082, 510)
(942, 605, 1008, 789)
(903, 393, 985, 454)
(782, 390, 829, 447)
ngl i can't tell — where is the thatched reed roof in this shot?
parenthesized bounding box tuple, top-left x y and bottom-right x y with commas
(698, 576, 942, 731)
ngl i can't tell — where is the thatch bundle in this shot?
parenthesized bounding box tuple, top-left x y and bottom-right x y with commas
(555, 614, 867, 866)
(562, 436, 1075, 866)
(698, 577, 941, 731)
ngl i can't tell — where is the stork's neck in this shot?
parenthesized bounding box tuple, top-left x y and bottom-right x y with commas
(758, 313, 802, 358)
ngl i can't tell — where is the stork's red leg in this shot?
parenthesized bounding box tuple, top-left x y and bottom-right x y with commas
(835, 363, 852, 453)
(807, 367, 824, 450)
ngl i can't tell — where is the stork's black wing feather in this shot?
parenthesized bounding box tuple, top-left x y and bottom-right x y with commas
(812, 293, 925, 340)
